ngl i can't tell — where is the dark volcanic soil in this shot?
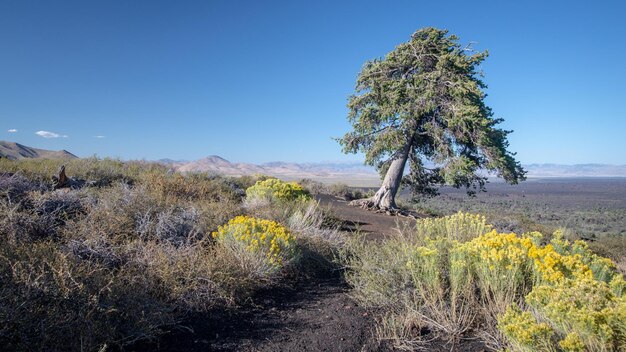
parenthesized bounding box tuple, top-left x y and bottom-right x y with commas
(133, 196, 404, 352)
(132, 196, 486, 352)
(134, 276, 390, 352)
(317, 194, 420, 240)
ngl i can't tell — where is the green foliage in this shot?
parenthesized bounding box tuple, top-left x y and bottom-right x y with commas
(498, 305, 555, 351)
(245, 178, 311, 202)
(342, 212, 494, 347)
(409, 211, 493, 243)
(342, 213, 626, 350)
(338, 27, 525, 196)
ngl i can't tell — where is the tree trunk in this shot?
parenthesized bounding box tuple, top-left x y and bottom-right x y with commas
(351, 142, 411, 211)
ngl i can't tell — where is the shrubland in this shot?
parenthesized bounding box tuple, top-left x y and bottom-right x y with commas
(342, 212, 626, 351)
(0, 159, 340, 351)
(298, 179, 374, 201)
(2, 158, 624, 351)
(402, 185, 626, 273)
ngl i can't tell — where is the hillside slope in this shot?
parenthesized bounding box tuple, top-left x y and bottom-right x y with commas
(175, 156, 380, 185)
(0, 141, 77, 160)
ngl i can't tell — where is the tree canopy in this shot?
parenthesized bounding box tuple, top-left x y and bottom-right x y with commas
(339, 27, 525, 204)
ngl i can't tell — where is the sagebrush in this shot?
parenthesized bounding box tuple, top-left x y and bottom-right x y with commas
(0, 159, 338, 351)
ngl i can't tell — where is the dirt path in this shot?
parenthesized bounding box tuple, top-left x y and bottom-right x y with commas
(317, 194, 419, 240)
(134, 196, 399, 352)
(136, 277, 389, 352)
(218, 278, 385, 352)
(135, 198, 489, 351)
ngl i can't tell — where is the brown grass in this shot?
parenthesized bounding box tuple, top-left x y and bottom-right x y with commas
(0, 159, 339, 350)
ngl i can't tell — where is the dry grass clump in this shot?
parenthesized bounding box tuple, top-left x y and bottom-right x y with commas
(1, 239, 180, 350)
(0, 157, 163, 187)
(342, 213, 626, 351)
(0, 159, 340, 350)
(286, 201, 345, 277)
(141, 172, 247, 203)
(0, 173, 86, 244)
(0, 173, 48, 201)
(325, 183, 374, 201)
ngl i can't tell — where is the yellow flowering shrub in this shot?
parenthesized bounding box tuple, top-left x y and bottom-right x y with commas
(344, 212, 626, 351)
(498, 305, 555, 351)
(463, 230, 626, 351)
(526, 278, 626, 350)
(411, 211, 492, 243)
(455, 230, 536, 307)
(245, 178, 311, 202)
(610, 275, 626, 297)
(404, 245, 439, 291)
(212, 215, 297, 267)
(559, 332, 586, 352)
(552, 231, 621, 285)
(528, 243, 594, 284)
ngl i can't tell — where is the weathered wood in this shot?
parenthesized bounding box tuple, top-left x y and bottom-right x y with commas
(53, 165, 68, 189)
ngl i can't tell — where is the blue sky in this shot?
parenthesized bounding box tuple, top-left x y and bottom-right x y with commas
(1, 0, 625, 164)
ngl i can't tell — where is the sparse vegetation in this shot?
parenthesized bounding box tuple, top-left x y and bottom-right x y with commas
(299, 179, 374, 201)
(2, 158, 624, 351)
(402, 180, 626, 272)
(341, 212, 626, 351)
(0, 158, 340, 351)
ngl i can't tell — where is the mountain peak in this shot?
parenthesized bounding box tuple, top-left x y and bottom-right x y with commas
(195, 155, 232, 166)
(203, 155, 230, 163)
(0, 140, 78, 160)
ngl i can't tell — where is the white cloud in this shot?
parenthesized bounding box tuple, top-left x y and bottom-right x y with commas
(7, 129, 17, 133)
(35, 130, 68, 138)
(93, 135, 106, 138)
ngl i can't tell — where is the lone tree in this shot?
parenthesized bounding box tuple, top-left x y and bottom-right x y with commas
(339, 27, 525, 211)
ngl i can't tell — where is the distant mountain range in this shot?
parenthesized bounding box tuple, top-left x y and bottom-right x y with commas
(2, 141, 625, 183)
(0, 141, 77, 160)
(523, 163, 626, 178)
(166, 158, 626, 182)
(172, 155, 379, 185)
